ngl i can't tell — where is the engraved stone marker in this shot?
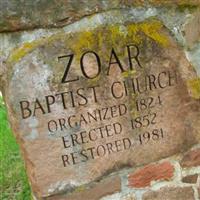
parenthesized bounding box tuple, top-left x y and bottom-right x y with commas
(4, 19, 200, 198)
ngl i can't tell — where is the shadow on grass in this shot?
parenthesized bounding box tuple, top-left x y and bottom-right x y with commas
(0, 97, 31, 200)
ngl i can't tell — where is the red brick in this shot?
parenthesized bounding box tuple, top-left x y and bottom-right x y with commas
(181, 148, 200, 168)
(128, 162, 174, 188)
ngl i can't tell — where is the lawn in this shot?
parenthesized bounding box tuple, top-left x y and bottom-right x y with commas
(0, 96, 31, 200)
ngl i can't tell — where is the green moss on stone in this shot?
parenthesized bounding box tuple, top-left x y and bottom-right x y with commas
(177, 4, 198, 12)
(8, 19, 169, 65)
(73, 185, 86, 193)
(187, 78, 200, 99)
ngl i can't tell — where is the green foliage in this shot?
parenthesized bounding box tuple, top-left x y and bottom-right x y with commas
(0, 96, 31, 200)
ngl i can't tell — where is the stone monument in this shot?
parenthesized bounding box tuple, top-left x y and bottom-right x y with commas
(0, 1, 200, 200)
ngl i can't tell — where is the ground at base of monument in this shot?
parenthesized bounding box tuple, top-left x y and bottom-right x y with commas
(0, 97, 31, 200)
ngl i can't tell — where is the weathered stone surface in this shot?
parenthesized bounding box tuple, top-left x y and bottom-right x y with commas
(182, 174, 198, 183)
(120, 193, 136, 200)
(183, 9, 200, 48)
(181, 148, 200, 167)
(128, 161, 174, 188)
(0, 0, 199, 32)
(198, 187, 200, 197)
(46, 176, 121, 200)
(147, 0, 200, 6)
(101, 192, 136, 200)
(0, 0, 119, 32)
(3, 16, 200, 198)
(0, 56, 6, 92)
(142, 187, 195, 200)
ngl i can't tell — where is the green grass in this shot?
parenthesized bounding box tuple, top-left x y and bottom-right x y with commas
(0, 97, 31, 200)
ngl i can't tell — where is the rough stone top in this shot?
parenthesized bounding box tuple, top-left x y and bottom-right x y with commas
(0, 0, 199, 32)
